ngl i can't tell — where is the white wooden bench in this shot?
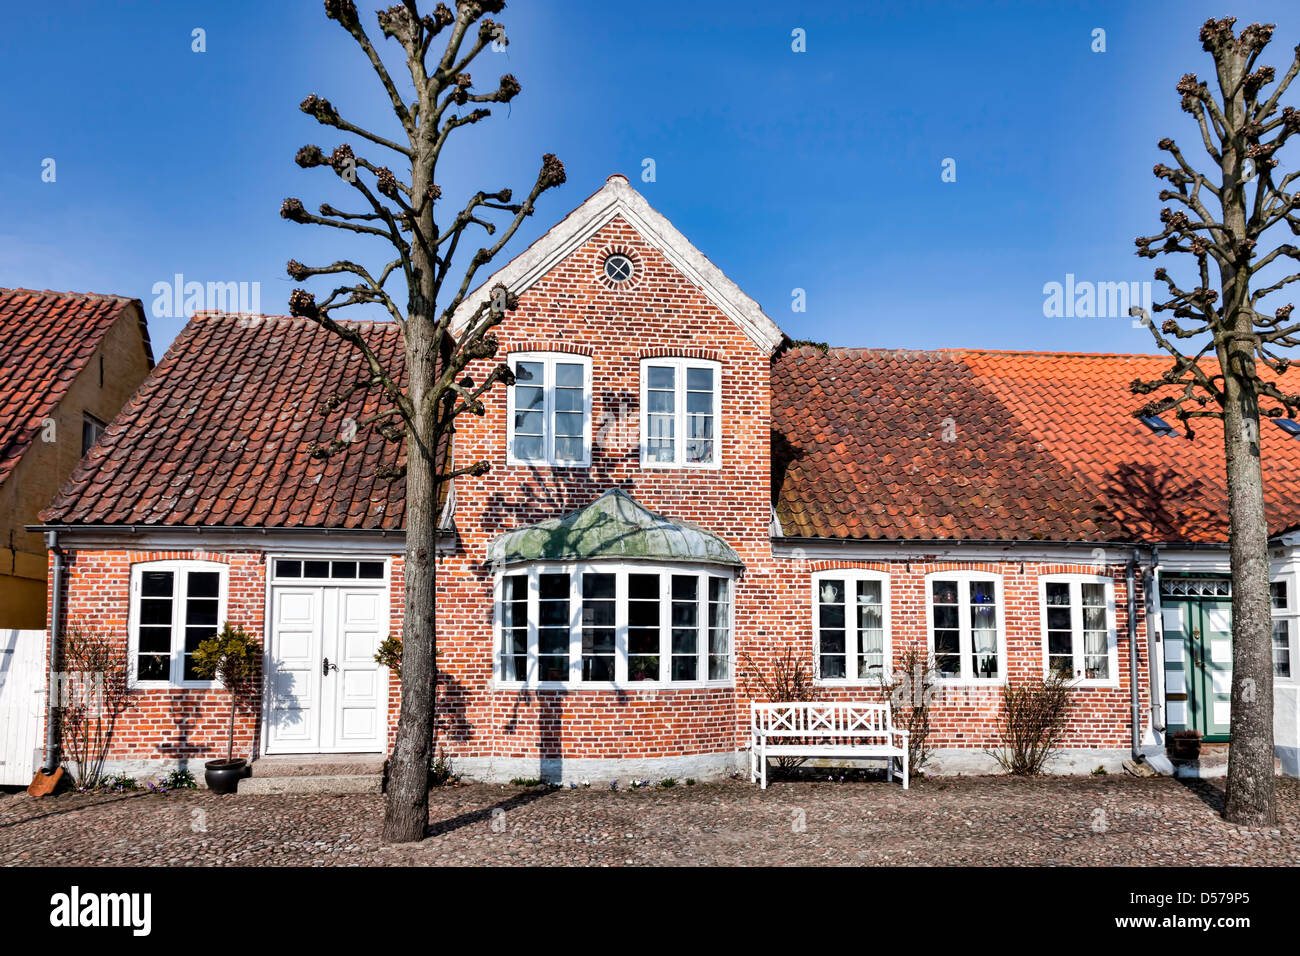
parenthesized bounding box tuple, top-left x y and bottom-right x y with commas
(750, 702, 909, 789)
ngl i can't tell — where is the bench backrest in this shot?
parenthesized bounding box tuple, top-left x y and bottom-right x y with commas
(751, 701, 893, 736)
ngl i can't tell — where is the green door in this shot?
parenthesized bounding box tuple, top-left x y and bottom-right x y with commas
(1161, 578, 1232, 742)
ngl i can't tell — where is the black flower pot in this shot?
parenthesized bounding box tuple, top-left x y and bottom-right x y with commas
(205, 758, 248, 794)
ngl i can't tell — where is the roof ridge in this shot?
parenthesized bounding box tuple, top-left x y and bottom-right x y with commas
(789, 345, 1170, 361)
(189, 310, 397, 328)
(0, 287, 138, 303)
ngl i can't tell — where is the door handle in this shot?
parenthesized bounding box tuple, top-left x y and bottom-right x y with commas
(322, 657, 338, 676)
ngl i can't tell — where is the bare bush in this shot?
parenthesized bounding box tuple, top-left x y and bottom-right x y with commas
(59, 623, 133, 790)
(989, 672, 1074, 775)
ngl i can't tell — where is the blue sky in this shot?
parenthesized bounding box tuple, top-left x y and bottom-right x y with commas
(2, 0, 1298, 355)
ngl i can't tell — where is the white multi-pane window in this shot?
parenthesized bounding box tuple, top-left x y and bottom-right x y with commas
(1040, 575, 1118, 684)
(812, 570, 890, 682)
(1272, 579, 1294, 680)
(639, 358, 721, 468)
(495, 564, 733, 685)
(927, 572, 1003, 681)
(508, 353, 591, 466)
(129, 561, 227, 686)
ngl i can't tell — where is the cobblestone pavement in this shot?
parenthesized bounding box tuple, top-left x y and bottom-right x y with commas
(1, 775, 1296, 866)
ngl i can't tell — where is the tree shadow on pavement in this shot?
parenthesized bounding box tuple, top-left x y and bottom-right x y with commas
(1175, 776, 1227, 816)
(424, 786, 554, 839)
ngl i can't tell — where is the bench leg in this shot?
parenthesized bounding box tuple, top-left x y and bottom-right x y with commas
(902, 750, 909, 790)
(749, 736, 756, 783)
(760, 740, 767, 790)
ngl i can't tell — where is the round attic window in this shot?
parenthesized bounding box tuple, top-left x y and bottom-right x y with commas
(603, 254, 634, 284)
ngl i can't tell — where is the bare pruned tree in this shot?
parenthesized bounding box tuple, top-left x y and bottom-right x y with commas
(1130, 17, 1300, 826)
(281, 0, 565, 842)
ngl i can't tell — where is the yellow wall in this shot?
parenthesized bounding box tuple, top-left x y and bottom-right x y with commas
(0, 304, 152, 627)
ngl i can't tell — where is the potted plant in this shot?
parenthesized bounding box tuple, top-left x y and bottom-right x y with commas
(191, 622, 261, 794)
(1167, 728, 1203, 761)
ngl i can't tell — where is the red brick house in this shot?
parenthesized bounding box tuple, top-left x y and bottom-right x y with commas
(33, 176, 1300, 781)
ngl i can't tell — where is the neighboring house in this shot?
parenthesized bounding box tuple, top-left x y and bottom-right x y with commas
(0, 290, 153, 628)
(33, 177, 1300, 779)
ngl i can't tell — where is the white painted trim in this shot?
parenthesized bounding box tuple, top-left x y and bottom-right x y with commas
(810, 568, 891, 685)
(638, 357, 722, 470)
(450, 176, 784, 354)
(924, 569, 1007, 684)
(1037, 574, 1121, 689)
(48, 528, 407, 552)
(127, 559, 228, 690)
(492, 559, 735, 689)
(506, 351, 593, 467)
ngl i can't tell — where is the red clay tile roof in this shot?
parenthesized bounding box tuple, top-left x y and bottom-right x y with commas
(0, 288, 154, 491)
(41, 312, 406, 529)
(772, 346, 1300, 545)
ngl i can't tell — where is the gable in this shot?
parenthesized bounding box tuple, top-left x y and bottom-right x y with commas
(0, 289, 154, 492)
(451, 175, 784, 354)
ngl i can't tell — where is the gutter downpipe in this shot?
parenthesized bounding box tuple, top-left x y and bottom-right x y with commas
(1146, 546, 1165, 736)
(42, 530, 64, 774)
(1127, 550, 1142, 762)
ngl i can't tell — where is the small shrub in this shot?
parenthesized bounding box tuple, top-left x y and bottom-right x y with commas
(685, 778, 696, 787)
(374, 635, 402, 670)
(510, 777, 542, 787)
(429, 749, 457, 787)
(1092, 765, 1108, 776)
(190, 623, 261, 763)
(741, 644, 822, 769)
(659, 777, 677, 788)
(160, 769, 198, 790)
(878, 649, 939, 778)
(989, 672, 1074, 775)
(95, 772, 139, 792)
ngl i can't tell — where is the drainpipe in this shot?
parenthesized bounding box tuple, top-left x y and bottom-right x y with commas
(1145, 546, 1164, 735)
(41, 530, 64, 773)
(1127, 550, 1142, 762)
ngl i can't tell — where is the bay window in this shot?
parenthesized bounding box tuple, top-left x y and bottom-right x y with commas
(508, 352, 592, 466)
(496, 564, 734, 685)
(129, 561, 227, 686)
(1272, 579, 1294, 680)
(927, 572, 1003, 680)
(1039, 575, 1118, 684)
(812, 570, 890, 682)
(639, 358, 721, 468)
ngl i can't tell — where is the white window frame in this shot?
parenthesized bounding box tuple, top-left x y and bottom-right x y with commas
(925, 570, 1006, 683)
(1038, 574, 1120, 688)
(1271, 574, 1296, 683)
(811, 569, 891, 684)
(492, 561, 735, 688)
(506, 352, 592, 467)
(128, 560, 228, 689)
(638, 357, 722, 470)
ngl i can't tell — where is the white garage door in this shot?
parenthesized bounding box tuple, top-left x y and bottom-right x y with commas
(264, 558, 390, 755)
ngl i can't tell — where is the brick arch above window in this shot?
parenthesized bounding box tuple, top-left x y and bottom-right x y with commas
(506, 341, 594, 357)
(639, 346, 723, 363)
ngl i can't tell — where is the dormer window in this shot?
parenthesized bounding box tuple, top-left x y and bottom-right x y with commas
(507, 352, 592, 467)
(639, 357, 721, 468)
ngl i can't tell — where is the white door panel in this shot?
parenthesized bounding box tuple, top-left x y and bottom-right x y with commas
(266, 578, 388, 755)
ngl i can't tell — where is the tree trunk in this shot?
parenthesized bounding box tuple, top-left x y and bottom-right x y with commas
(1222, 368, 1277, 825)
(382, 406, 438, 843)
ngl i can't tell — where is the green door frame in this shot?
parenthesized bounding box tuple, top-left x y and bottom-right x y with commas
(1161, 576, 1232, 743)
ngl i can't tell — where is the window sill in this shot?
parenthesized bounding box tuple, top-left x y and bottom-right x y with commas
(492, 680, 735, 692)
(813, 678, 891, 688)
(638, 460, 723, 472)
(505, 457, 592, 469)
(128, 681, 222, 692)
(934, 677, 1007, 687)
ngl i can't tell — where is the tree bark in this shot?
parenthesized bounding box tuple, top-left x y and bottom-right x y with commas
(382, 412, 438, 842)
(1222, 360, 1277, 825)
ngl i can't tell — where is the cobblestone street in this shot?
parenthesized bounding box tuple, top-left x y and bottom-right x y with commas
(2, 775, 1296, 866)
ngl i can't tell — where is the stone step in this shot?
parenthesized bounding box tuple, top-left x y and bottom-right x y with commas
(238, 773, 382, 795)
(247, 755, 385, 777)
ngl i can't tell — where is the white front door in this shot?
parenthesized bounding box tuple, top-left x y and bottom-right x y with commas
(266, 578, 389, 754)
